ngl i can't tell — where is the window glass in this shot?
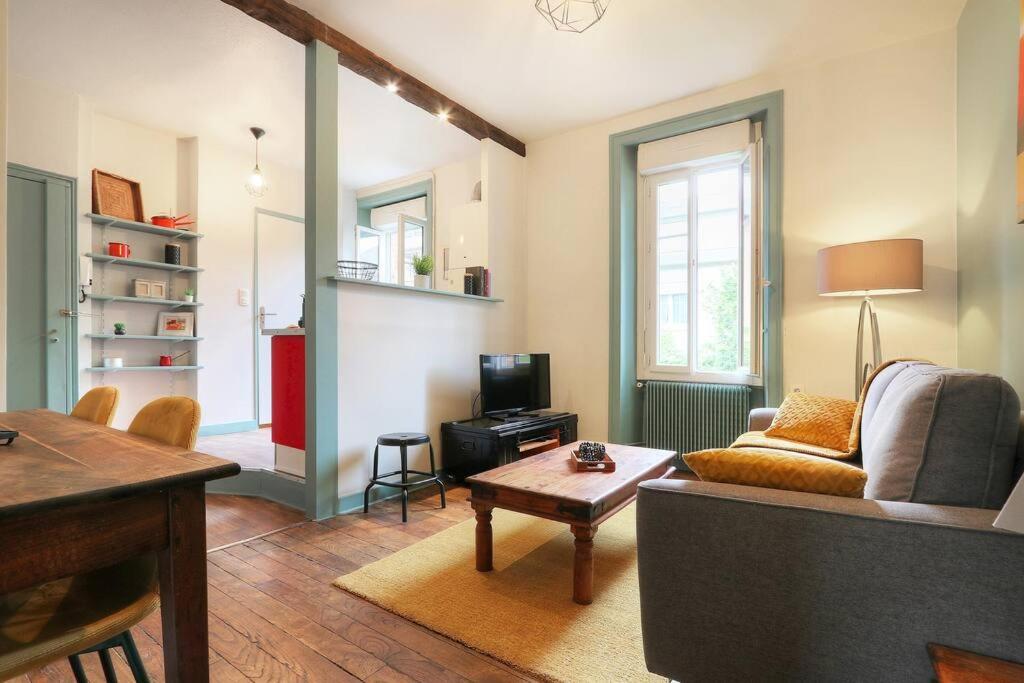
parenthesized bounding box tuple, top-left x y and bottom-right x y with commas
(695, 166, 740, 373)
(402, 220, 424, 286)
(656, 179, 688, 366)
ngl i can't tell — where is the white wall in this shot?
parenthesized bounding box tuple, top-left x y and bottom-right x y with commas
(195, 140, 304, 428)
(526, 29, 958, 440)
(336, 147, 527, 502)
(0, 0, 7, 410)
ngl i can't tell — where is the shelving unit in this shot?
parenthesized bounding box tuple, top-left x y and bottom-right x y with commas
(86, 213, 204, 239)
(85, 213, 203, 401)
(85, 252, 203, 273)
(85, 334, 203, 343)
(89, 294, 202, 308)
(84, 366, 203, 373)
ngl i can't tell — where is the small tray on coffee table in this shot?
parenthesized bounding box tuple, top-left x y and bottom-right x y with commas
(569, 449, 616, 472)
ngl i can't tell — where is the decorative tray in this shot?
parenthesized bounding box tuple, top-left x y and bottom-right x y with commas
(570, 448, 616, 473)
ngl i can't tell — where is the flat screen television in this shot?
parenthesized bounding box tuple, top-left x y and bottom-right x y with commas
(479, 353, 551, 416)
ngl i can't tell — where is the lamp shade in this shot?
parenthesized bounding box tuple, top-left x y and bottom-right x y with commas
(817, 238, 924, 297)
(995, 477, 1024, 533)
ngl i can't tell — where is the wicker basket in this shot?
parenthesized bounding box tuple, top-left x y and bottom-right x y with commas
(337, 260, 379, 281)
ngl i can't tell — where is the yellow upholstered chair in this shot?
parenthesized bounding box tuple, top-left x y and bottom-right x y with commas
(0, 396, 204, 681)
(70, 386, 120, 426)
(127, 396, 201, 449)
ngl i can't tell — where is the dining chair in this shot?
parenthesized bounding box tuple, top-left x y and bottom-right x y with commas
(0, 396, 203, 681)
(70, 386, 120, 426)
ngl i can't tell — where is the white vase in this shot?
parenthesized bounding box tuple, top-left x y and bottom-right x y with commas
(414, 274, 431, 289)
(183, 294, 194, 303)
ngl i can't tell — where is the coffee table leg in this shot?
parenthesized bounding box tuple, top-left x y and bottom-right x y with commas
(571, 525, 597, 605)
(472, 502, 493, 572)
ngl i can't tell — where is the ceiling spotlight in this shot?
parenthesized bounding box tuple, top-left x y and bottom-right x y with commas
(385, 81, 399, 93)
(245, 127, 269, 198)
(535, 0, 611, 33)
(437, 110, 450, 123)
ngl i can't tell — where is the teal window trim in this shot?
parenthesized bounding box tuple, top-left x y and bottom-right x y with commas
(355, 179, 434, 257)
(608, 91, 784, 445)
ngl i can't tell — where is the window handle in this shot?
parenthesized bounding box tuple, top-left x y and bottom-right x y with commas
(762, 279, 773, 288)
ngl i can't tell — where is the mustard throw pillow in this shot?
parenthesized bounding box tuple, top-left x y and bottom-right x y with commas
(684, 447, 867, 498)
(764, 392, 858, 453)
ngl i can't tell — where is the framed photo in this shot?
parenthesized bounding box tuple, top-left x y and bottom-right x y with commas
(157, 312, 194, 337)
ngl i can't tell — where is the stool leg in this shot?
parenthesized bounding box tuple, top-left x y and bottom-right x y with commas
(363, 481, 373, 514)
(429, 441, 446, 508)
(121, 632, 150, 683)
(400, 444, 409, 522)
(372, 444, 380, 480)
(98, 648, 118, 682)
(68, 655, 88, 683)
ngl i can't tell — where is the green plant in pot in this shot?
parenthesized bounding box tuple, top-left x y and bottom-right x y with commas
(113, 322, 126, 336)
(183, 287, 195, 303)
(412, 254, 434, 289)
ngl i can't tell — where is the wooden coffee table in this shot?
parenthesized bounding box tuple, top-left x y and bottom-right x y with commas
(466, 441, 676, 604)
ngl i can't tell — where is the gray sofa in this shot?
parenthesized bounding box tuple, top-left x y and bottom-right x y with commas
(636, 362, 1024, 681)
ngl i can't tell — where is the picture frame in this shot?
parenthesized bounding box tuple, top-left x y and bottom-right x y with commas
(156, 312, 195, 337)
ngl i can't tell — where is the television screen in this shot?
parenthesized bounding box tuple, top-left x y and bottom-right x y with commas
(479, 354, 551, 415)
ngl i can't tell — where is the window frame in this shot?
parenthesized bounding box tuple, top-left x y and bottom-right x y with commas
(636, 148, 763, 386)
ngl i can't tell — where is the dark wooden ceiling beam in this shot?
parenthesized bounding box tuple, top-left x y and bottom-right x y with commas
(219, 0, 527, 157)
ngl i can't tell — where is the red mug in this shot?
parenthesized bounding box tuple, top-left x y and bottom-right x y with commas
(108, 242, 131, 258)
(158, 355, 173, 367)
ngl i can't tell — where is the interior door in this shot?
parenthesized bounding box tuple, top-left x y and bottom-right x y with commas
(6, 165, 76, 412)
(255, 211, 304, 426)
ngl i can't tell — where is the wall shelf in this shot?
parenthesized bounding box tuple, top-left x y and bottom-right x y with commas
(330, 276, 504, 302)
(87, 213, 204, 239)
(85, 334, 202, 343)
(89, 294, 202, 308)
(85, 252, 203, 273)
(84, 366, 203, 373)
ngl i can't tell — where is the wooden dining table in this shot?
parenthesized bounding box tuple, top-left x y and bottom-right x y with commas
(0, 409, 241, 682)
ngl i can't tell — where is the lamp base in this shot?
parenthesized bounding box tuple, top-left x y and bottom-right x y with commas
(855, 297, 882, 398)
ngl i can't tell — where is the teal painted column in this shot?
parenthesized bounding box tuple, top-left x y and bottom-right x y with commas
(304, 40, 340, 520)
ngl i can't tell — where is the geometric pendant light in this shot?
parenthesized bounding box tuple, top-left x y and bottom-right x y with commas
(245, 126, 269, 198)
(535, 0, 611, 33)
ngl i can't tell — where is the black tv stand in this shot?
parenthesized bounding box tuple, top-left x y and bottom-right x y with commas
(441, 412, 578, 481)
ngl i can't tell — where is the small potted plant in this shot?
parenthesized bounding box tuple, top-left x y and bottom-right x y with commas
(183, 288, 195, 303)
(113, 322, 126, 336)
(412, 254, 434, 289)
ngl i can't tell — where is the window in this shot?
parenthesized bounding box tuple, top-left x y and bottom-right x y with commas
(356, 197, 429, 286)
(637, 123, 762, 385)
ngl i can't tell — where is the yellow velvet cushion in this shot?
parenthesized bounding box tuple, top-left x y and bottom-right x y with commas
(684, 447, 867, 498)
(70, 386, 120, 426)
(127, 396, 201, 449)
(764, 392, 859, 454)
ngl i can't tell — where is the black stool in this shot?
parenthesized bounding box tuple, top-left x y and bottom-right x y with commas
(363, 432, 446, 522)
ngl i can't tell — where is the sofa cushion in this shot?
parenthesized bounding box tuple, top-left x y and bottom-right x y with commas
(732, 431, 851, 460)
(684, 447, 867, 498)
(764, 392, 859, 454)
(861, 361, 1020, 508)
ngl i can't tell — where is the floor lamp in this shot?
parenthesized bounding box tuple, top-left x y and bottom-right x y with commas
(817, 239, 924, 397)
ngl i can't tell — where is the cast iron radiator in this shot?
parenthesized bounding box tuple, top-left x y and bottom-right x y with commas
(642, 381, 751, 462)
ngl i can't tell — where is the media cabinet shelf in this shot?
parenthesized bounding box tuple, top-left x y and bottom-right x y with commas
(85, 252, 203, 273)
(87, 213, 204, 239)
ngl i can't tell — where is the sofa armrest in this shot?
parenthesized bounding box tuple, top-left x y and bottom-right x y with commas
(636, 479, 1024, 682)
(747, 407, 777, 432)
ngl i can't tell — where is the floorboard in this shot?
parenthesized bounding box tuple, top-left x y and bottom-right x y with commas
(22, 485, 532, 682)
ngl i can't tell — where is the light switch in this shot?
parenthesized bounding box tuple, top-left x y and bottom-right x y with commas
(238, 288, 250, 306)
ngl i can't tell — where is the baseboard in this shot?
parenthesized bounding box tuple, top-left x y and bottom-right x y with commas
(198, 420, 259, 437)
(206, 468, 305, 511)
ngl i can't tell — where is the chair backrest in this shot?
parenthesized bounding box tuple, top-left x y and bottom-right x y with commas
(127, 396, 201, 449)
(70, 386, 120, 426)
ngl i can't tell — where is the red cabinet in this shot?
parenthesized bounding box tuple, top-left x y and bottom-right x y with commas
(270, 335, 305, 450)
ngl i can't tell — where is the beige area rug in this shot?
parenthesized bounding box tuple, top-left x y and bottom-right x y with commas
(333, 504, 661, 683)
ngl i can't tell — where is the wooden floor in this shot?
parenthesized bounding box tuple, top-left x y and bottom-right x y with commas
(21, 488, 533, 682)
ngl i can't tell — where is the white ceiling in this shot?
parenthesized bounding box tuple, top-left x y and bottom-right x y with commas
(8, 0, 481, 188)
(296, 0, 966, 142)
(9, 0, 966, 182)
